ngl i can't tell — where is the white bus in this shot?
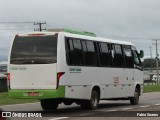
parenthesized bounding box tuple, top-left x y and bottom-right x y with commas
(8, 29, 144, 110)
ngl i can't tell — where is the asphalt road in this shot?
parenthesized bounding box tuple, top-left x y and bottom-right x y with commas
(0, 92, 160, 120)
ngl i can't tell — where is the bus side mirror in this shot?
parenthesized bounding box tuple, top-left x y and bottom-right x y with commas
(139, 50, 144, 58)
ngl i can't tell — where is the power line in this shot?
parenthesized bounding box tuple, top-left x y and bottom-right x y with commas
(0, 21, 46, 31)
(47, 21, 72, 29)
(101, 34, 157, 40)
(0, 28, 34, 30)
(1, 21, 160, 40)
(0, 22, 34, 24)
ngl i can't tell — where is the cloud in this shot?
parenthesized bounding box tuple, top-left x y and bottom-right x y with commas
(1, 0, 160, 59)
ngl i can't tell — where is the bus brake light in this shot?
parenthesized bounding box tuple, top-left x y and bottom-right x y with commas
(28, 34, 45, 36)
(7, 73, 10, 81)
(57, 72, 65, 88)
(7, 73, 10, 86)
(57, 72, 65, 81)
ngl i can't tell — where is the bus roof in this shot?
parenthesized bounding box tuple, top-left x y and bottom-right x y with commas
(63, 32, 134, 46)
(47, 28, 96, 37)
(16, 30, 134, 46)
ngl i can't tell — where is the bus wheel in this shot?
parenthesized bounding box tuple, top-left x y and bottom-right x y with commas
(40, 99, 59, 110)
(81, 90, 99, 110)
(130, 88, 139, 105)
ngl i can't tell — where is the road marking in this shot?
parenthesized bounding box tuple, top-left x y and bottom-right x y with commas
(121, 108, 133, 110)
(48, 117, 69, 120)
(107, 109, 118, 112)
(79, 113, 93, 116)
(139, 105, 150, 108)
(0, 102, 40, 107)
(154, 103, 160, 106)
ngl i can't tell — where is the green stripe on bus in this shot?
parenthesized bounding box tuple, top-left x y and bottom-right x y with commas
(8, 86, 65, 99)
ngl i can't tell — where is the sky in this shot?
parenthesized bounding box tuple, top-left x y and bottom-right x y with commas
(1, 0, 160, 63)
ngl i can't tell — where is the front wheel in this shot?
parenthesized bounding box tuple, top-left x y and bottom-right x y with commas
(41, 99, 59, 110)
(81, 90, 99, 110)
(130, 88, 139, 105)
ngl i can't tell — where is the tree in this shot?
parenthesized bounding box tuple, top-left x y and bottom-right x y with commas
(142, 58, 160, 68)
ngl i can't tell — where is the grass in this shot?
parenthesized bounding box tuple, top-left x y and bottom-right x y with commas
(0, 92, 39, 106)
(143, 85, 160, 93)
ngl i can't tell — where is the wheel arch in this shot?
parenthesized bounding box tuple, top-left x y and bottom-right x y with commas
(134, 83, 141, 96)
(90, 84, 101, 99)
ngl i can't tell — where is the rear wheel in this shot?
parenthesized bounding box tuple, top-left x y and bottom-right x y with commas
(41, 99, 59, 110)
(81, 90, 99, 110)
(130, 88, 139, 105)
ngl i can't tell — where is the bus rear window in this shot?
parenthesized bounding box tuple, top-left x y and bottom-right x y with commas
(10, 35, 57, 64)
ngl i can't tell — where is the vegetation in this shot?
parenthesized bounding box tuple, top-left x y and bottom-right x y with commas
(142, 58, 160, 68)
(0, 92, 38, 106)
(143, 85, 160, 93)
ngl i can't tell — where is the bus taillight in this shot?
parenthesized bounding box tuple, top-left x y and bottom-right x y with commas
(57, 72, 65, 88)
(7, 73, 10, 86)
(57, 72, 65, 81)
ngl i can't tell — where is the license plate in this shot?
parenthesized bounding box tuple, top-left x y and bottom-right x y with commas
(28, 92, 39, 96)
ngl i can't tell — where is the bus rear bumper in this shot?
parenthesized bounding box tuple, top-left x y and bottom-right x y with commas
(8, 86, 65, 99)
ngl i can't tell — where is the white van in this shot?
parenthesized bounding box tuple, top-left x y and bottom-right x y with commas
(152, 75, 159, 81)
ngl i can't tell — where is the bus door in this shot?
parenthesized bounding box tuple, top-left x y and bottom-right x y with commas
(123, 46, 134, 96)
(132, 49, 143, 94)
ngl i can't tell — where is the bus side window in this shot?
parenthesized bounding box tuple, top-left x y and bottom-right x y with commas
(68, 38, 84, 65)
(132, 50, 141, 66)
(112, 44, 125, 67)
(123, 47, 134, 68)
(99, 42, 111, 66)
(84, 41, 97, 66)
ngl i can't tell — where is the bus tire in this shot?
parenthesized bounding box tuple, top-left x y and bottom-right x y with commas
(130, 88, 139, 105)
(40, 99, 59, 110)
(81, 90, 99, 110)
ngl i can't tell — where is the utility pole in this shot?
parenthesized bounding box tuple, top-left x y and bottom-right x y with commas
(34, 22, 46, 31)
(153, 39, 160, 84)
(150, 46, 153, 72)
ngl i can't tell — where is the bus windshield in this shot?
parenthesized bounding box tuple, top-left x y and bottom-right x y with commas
(10, 35, 57, 64)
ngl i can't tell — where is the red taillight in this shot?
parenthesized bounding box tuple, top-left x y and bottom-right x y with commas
(7, 73, 10, 86)
(7, 73, 10, 81)
(57, 72, 65, 81)
(57, 72, 65, 88)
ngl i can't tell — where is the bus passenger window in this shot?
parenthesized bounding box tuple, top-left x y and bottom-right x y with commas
(112, 44, 124, 67)
(68, 39, 84, 65)
(82, 40, 87, 51)
(99, 43, 111, 66)
(69, 39, 74, 50)
(84, 41, 97, 66)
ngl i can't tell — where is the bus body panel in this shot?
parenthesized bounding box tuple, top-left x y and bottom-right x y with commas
(55, 33, 137, 99)
(8, 33, 58, 90)
(63, 67, 135, 99)
(10, 64, 57, 89)
(134, 69, 144, 95)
